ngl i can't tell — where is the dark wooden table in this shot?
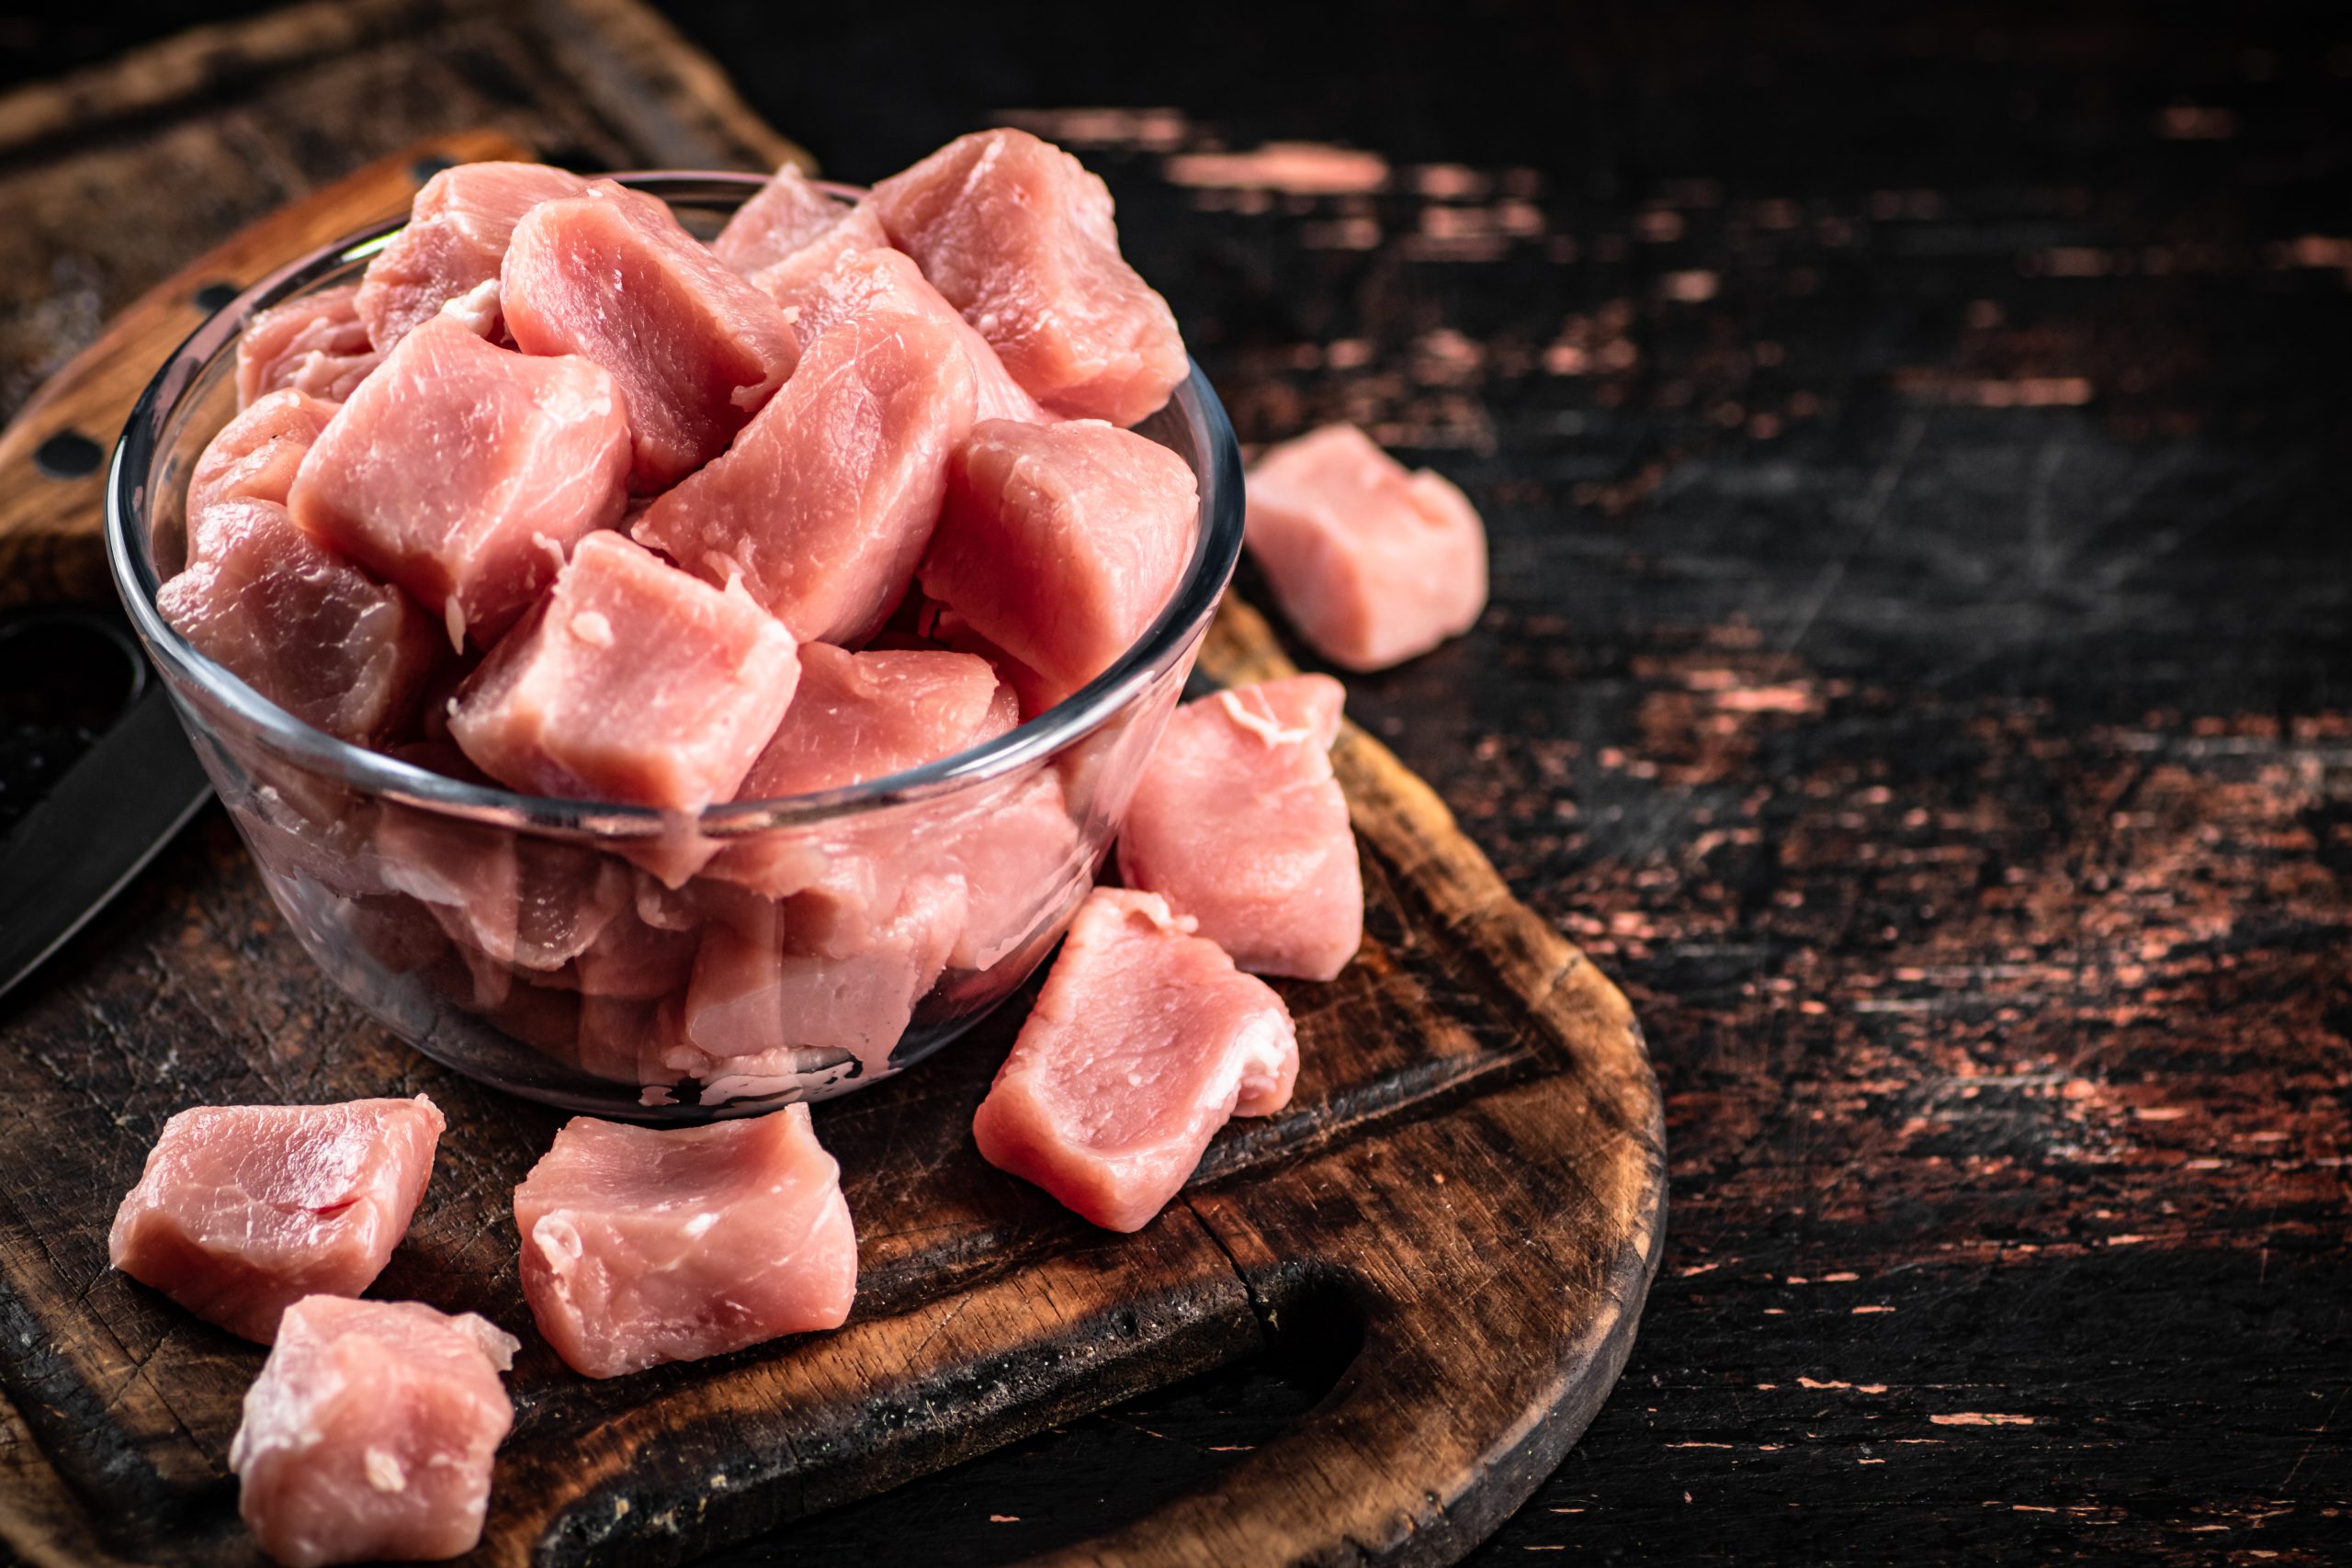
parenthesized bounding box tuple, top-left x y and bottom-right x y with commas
(6, 1, 2349, 1562)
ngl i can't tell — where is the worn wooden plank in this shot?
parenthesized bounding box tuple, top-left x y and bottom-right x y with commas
(0, 3, 1661, 1565)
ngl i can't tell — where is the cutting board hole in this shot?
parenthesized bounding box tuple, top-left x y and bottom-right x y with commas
(32, 431, 101, 480)
(190, 280, 240, 312)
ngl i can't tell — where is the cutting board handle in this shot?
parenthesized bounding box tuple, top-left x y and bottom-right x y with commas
(0, 128, 532, 610)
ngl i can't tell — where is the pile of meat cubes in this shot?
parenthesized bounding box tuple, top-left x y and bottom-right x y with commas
(132, 130, 1487, 1565)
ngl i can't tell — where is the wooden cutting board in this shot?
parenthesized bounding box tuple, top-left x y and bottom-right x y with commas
(0, 5, 1665, 1565)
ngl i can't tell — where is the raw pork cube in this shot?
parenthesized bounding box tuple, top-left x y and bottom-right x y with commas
(158, 500, 439, 746)
(631, 288, 978, 645)
(678, 874, 959, 1077)
(376, 807, 633, 973)
(733, 643, 1011, 799)
(712, 161, 848, 274)
(870, 129, 1187, 425)
(449, 532, 799, 809)
(971, 888, 1297, 1232)
(513, 1107, 856, 1378)
(288, 314, 632, 649)
(503, 181, 799, 490)
(230, 1295, 516, 1567)
(916, 769, 1086, 972)
(1243, 423, 1488, 671)
(356, 160, 590, 350)
(108, 1097, 445, 1344)
(1118, 676, 1361, 979)
(745, 204, 888, 307)
(235, 284, 380, 407)
(187, 389, 339, 536)
(767, 245, 1051, 425)
(919, 419, 1196, 709)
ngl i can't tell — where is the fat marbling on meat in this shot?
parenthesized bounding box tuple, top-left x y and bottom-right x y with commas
(109, 1096, 445, 1344)
(971, 888, 1297, 1232)
(1117, 675, 1363, 980)
(512, 1106, 856, 1378)
(230, 1294, 516, 1566)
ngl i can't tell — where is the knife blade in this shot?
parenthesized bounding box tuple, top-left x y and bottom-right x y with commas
(0, 679, 211, 1003)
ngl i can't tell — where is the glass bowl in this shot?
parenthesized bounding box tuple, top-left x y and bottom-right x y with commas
(105, 170, 1244, 1121)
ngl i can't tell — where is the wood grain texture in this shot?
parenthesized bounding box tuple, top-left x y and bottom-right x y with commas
(0, 3, 1661, 1565)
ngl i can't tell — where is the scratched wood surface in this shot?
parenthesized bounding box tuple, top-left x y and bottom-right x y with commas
(0, 4, 1666, 1567)
(629, 0, 2350, 1562)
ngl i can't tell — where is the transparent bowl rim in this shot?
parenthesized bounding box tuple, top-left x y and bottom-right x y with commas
(105, 169, 1246, 836)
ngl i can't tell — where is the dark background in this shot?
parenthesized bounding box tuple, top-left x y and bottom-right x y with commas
(6, 1, 2352, 1562)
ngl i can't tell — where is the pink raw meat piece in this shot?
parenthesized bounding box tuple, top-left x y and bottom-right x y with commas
(450, 531, 800, 809)
(236, 284, 380, 408)
(187, 389, 339, 540)
(1118, 676, 1361, 979)
(158, 499, 440, 747)
(917, 769, 1086, 972)
(230, 1295, 516, 1567)
(108, 1097, 445, 1344)
(513, 1106, 856, 1378)
(677, 873, 959, 1077)
(376, 805, 632, 974)
(919, 418, 1196, 709)
(869, 128, 1187, 425)
(1243, 423, 1488, 671)
(712, 162, 848, 274)
(972, 888, 1297, 1232)
(503, 181, 799, 490)
(745, 203, 888, 306)
(766, 245, 1051, 425)
(733, 642, 1010, 800)
(288, 314, 631, 649)
(631, 284, 978, 645)
(355, 160, 591, 350)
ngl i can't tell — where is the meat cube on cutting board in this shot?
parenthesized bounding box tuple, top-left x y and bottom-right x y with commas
(919, 418, 1197, 710)
(503, 180, 799, 490)
(187, 389, 338, 534)
(766, 245, 1051, 424)
(712, 161, 850, 275)
(448, 531, 800, 810)
(158, 499, 440, 747)
(230, 1295, 516, 1567)
(235, 284, 379, 408)
(1118, 675, 1363, 980)
(108, 1096, 445, 1344)
(512, 1107, 857, 1378)
(288, 314, 632, 649)
(972, 888, 1297, 1232)
(1243, 423, 1489, 671)
(355, 160, 590, 350)
(871, 128, 1187, 425)
(631, 280, 978, 645)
